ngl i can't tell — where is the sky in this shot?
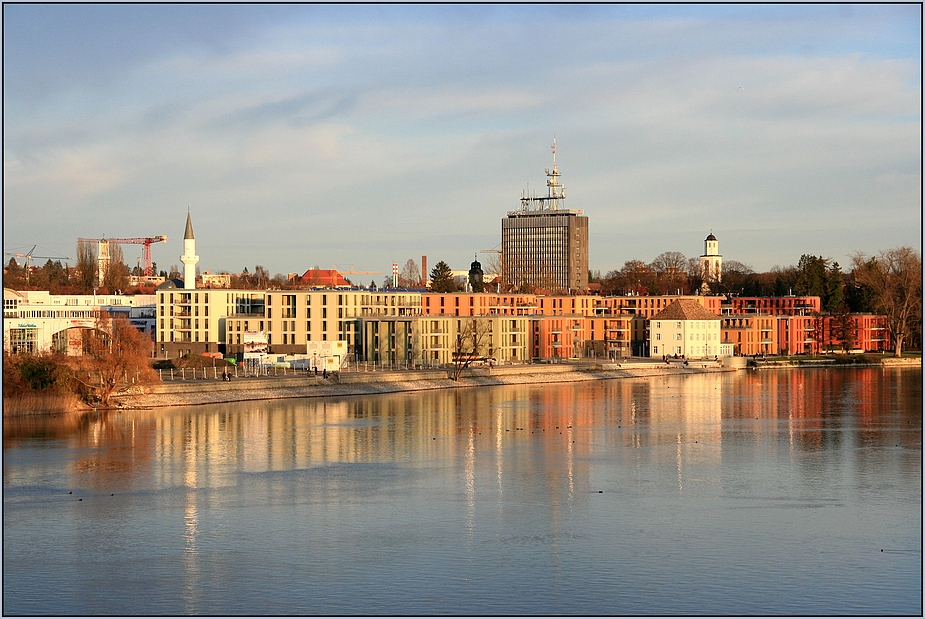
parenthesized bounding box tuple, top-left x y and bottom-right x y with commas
(3, 4, 921, 281)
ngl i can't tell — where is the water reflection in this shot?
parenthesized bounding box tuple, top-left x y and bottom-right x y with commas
(4, 369, 921, 490)
(3, 368, 921, 615)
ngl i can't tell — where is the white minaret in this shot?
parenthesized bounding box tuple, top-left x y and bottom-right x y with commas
(180, 211, 199, 290)
(699, 231, 722, 293)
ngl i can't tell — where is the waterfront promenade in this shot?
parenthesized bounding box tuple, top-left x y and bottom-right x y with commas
(114, 359, 735, 409)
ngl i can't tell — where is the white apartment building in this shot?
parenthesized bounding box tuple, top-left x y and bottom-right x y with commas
(4, 288, 156, 355)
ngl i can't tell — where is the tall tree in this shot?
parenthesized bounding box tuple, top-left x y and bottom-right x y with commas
(399, 259, 421, 288)
(851, 247, 922, 357)
(771, 265, 798, 296)
(102, 243, 130, 293)
(685, 257, 705, 296)
(253, 265, 270, 289)
(823, 262, 845, 313)
(649, 251, 688, 295)
(616, 260, 655, 296)
(429, 261, 458, 293)
(794, 254, 828, 297)
(75, 240, 98, 292)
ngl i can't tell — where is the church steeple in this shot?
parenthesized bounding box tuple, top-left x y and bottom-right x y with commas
(699, 231, 722, 293)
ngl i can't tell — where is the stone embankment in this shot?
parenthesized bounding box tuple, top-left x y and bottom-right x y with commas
(113, 360, 733, 409)
(750, 356, 922, 369)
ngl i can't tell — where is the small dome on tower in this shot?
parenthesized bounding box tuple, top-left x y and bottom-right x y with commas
(706, 233, 717, 241)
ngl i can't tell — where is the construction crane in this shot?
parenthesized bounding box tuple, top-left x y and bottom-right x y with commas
(332, 264, 382, 274)
(480, 249, 502, 269)
(4, 245, 73, 269)
(77, 236, 167, 276)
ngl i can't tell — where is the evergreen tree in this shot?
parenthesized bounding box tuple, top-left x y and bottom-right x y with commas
(794, 254, 827, 297)
(823, 262, 845, 313)
(429, 261, 458, 293)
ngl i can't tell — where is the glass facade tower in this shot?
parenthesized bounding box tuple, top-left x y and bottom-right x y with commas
(501, 141, 589, 293)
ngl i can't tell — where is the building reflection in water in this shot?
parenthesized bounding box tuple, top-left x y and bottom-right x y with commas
(3, 369, 919, 565)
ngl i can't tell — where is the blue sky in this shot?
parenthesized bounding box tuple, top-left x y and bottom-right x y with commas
(3, 4, 921, 280)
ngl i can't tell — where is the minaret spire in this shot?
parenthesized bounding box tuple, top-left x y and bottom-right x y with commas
(180, 210, 199, 289)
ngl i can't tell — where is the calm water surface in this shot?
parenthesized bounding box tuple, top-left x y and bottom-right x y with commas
(4, 368, 922, 615)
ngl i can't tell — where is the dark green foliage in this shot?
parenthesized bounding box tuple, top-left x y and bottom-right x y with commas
(429, 261, 458, 293)
(845, 282, 876, 313)
(18, 356, 59, 391)
(793, 254, 846, 313)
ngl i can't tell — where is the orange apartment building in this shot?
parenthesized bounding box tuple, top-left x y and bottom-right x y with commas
(722, 296, 820, 315)
(776, 313, 891, 355)
(722, 315, 778, 356)
(417, 292, 890, 358)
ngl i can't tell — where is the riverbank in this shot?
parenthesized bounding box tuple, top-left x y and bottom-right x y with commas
(750, 356, 922, 369)
(10, 356, 919, 414)
(111, 361, 734, 409)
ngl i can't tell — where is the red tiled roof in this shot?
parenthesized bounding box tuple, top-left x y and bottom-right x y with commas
(298, 269, 351, 287)
(651, 299, 721, 321)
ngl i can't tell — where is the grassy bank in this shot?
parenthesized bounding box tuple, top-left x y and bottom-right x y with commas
(3, 392, 87, 417)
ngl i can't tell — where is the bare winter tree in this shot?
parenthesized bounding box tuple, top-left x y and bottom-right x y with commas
(451, 319, 492, 381)
(68, 312, 158, 405)
(253, 265, 270, 289)
(686, 257, 705, 295)
(101, 243, 130, 293)
(617, 260, 655, 295)
(650, 251, 689, 294)
(482, 252, 502, 290)
(851, 247, 922, 357)
(717, 260, 755, 296)
(399, 259, 421, 288)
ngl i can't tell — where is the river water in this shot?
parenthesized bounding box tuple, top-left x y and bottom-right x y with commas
(3, 367, 921, 615)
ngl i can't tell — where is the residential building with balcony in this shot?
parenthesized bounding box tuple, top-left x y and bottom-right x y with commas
(721, 315, 778, 356)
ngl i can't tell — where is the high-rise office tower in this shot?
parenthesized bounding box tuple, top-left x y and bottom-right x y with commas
(501, 140, 588, 293)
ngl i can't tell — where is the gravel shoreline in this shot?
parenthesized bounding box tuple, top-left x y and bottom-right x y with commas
(113, 366, 733, 409)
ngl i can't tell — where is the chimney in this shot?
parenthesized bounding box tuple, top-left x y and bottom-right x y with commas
(421, 255, 427, 288)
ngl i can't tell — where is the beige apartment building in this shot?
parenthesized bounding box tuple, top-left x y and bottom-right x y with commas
(359, 314, 530, 367)
(158, 287, 421, 358)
